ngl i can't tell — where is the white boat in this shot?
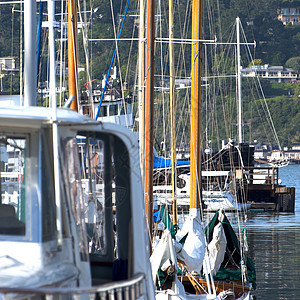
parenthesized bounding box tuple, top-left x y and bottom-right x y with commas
(0, 0, 154, 297)
(153, 171, 249, 211)
(148, 0, 254, 296)
(0, 106, 155, 298)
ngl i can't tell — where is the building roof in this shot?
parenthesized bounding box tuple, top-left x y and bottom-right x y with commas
(242, 64, 296, 73)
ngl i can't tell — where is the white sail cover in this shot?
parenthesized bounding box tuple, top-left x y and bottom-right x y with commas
(150, 230, 177, 287)
(175, 209, 205, 274)
(150, 230, 187, 299)
(203, 222, 227, 276)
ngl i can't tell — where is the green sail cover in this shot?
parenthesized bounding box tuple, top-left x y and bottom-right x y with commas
(157, 208, 255, 288)
(159, 205, 177, 238)
(204, 210, 256, 287)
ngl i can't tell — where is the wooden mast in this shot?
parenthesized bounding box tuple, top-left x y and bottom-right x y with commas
(144, 0, 155, 240)
(68, 0, 79, 111)
(190, 0, 203, 210)
(169, 0, 177, 225)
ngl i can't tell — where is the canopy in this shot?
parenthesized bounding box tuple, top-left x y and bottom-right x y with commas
(153, 156, 190, 169)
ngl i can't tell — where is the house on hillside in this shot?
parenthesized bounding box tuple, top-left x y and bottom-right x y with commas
(283, 143, 300, 163)
(251, 141, 280, 161)
(291, 142, 300, 151)
(0, 57, 19, 76)
(241, 64, 298, 83)
(277, 7, 300, 26)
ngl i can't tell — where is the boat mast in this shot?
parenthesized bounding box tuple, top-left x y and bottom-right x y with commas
(169, 0, 177, 225)
(68, 0, 79, 111)
(144, 0, 155, 241)
(138, 0, 145, 178)
(24, 0, 37, 106)
(236, 17, 242, 144)
(48, 0, 63, 247)
(190, 0, 202, 210)
(189, 1, 216, 294)
(19, 0, 23, 105)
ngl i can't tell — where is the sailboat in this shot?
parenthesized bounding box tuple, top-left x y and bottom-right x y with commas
(152, 17, 256, 212)
(147, 0, 255, 298)
(0, 1, 155, 298)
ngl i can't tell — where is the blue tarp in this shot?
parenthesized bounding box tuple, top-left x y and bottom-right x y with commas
(153, 156, 190, 169)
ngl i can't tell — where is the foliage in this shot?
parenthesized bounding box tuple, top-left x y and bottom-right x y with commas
(0, 73, 20, 94)
(285, 56, 300, 73)
(0, 0, 299, 147)
(281, 0, 300, 6)
(249, 59, 263, 67)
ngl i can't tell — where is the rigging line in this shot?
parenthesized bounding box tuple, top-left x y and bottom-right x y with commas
(122, 0, 140, 127)
(174, 0, 189, 78)
(77, 0, 94, 117)
(10, 4, 15, 95)
(227, 24, 241, 139)
(157, 0, 167, 166)
(89, 38, 141, 41)
(250, 86, 272, 143)
(242, 38, 282, 150)
(124, 15, 136, 87)
(95, 0, 131, 120)
(58, 0, 65, 106)
(174, 0, 192, 145)
(253, 79, 279, 145)
(238, 23, 277, 142)
(36, 2, 43, 86)
(19, 0, 23, 101)
(156, 37, 216, 44)
(110, 0, 128, 127)
(207, 22, 236, 144)
(204, 44, 209, 149)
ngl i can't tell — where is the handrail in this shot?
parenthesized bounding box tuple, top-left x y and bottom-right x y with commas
(245, 166, 279, 186)
(0, 273, 145, 299)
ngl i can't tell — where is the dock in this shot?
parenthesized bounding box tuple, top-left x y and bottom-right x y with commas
(246, 166, 295, 212)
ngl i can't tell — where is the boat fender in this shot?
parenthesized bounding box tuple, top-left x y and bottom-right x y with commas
(217, 289, 235, 300)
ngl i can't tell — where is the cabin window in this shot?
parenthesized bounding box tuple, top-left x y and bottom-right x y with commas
(0, 135, 26, 236)
(109, 104, 118, 116)
(83, 106, 91, 116)
(62, 138, 89, 262)
(77, 136, 107, 255)
(100, 106, 108, 117)
(120, 105, 125, 115)
(127, 103, 131, 114)
(41, 129, 57, 241)
(78, 132, 132, 281)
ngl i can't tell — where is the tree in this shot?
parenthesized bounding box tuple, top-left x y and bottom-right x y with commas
(249, 59, 263, 67)
(294, 82, 300, 99)
(285, 56, 300, 74)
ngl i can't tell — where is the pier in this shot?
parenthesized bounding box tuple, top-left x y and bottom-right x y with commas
(246, 166, 295, 212)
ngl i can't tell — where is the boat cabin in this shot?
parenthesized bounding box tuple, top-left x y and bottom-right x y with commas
(0, 107, 154, 298)
(80, 96, 134, 129)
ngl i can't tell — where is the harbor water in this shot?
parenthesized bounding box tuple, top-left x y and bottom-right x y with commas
(247, 164, 300, 299)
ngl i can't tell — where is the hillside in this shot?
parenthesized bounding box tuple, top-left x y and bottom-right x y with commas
(0, 0, 299, 147)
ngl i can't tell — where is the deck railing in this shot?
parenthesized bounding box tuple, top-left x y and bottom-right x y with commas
(246, 166, 279, 188)
(0, 273, 145, 300)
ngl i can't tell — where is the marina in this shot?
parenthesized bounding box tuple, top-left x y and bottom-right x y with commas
(0, 0, 299, 298)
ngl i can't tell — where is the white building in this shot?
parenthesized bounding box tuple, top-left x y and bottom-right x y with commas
(277, 7, 300, 26)
(0, 57, 18, 74)
(291, 142, 300, 150)
(241, 65, 298, 83)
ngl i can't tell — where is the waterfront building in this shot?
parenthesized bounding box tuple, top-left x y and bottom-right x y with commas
(241, 64, 298, 83)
